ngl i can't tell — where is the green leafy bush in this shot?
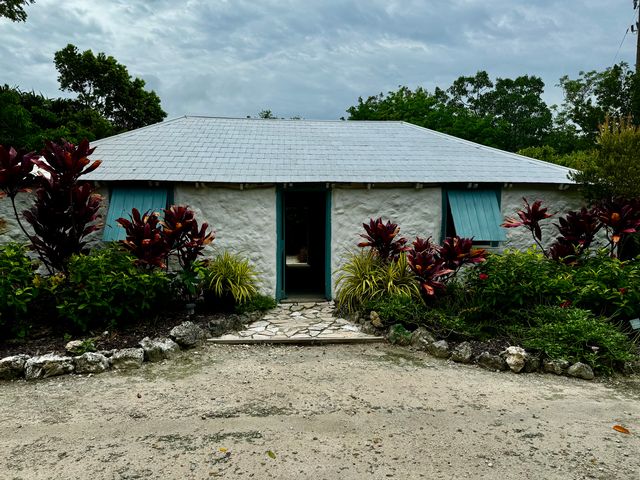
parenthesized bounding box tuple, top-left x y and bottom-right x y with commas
(336, 251, 420, 314)
(235, 294, 277, 314)
(568, 254, 640, 319)
(387, 323, 412, 345)
(465, 249, 571, 316)
(54, 246, 171, 332)
(0, 243, 36, 336)
(366, 294, 426, 327)
(200, 252, 259, 310)
(521, 306, 635, 373)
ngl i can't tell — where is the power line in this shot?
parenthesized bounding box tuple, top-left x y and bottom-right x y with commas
(612, 8, 638, 65)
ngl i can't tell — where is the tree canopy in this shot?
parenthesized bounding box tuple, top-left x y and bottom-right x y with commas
(0, 44, 167, 151)
(54, 44, 166, 131)
(0, 85, 116, 151)
(0, 0, 33, 22)
(346, 71, 553, 152)
(557, 62, 640, 141)
(571, 117, 640, 201)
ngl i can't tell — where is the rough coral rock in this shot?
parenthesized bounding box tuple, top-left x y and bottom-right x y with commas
(370, 311, 384, 328)
(139, 337, 180, 362)
(74, 352, 110, 374)
(410, 327, 436, 349)
(427, 340, 451, 359)
(170, 321, 206, 348)
(477, 352, 507, 371)
(543, 359, 570, 375)
(0, 354, 30, 380)
(25, 354, 74, 380)
(567, 362, 595, 380)
(65, 340, 85, 355)
(503, 346, 527, 373)
(523, 354, 541, 373)
(451, 342, 473, 364)
(110, 348, 144, 370)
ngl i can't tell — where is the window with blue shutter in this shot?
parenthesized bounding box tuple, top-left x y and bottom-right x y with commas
(444, 189, 506, 244)
(103, 186, 169, 241)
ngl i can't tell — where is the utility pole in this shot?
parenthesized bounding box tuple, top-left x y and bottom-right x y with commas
(635, 1, 640, 71)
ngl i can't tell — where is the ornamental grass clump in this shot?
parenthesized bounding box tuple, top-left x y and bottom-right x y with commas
(199, 251, 259, 310)
(336, 250, 420, 314)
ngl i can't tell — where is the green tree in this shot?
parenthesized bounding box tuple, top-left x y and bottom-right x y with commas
(0, 85, 117, 150)
(572, 117, 640, 201)
(0, 0, 34, 22)
(557, 62, 640, 140)
(54, 44, 166, 130)
(258, 109, 276, 119)
(347, 72, 553, 152)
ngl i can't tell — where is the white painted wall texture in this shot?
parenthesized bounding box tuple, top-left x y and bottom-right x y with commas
(174, 185, 277, 296)
(330, 186, 442, 295)
(0, 193, 33, 244)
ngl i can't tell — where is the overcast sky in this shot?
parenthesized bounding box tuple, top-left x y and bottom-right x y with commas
(1, 0, 637, 120)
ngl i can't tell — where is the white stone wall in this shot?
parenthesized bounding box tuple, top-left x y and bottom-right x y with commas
(331, 186, 442, 295)
(0, 192, 33, 244)
(174, 185, 277, 296)
(0, 187, 109, 252)
(501, 185, 585, 251)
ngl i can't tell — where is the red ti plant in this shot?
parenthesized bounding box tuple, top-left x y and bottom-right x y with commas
(162, 205, 215, 270)
(594, 198, 640, 257)
(502, 197, 554, 255)
(0, 145, 38, 239)
(117, 208, 169, 268)
(439, 236, 487, 272)
(358, 217, 408, 261)
(21, 139, 102, 273)
(549, 208, 601, 262)
(406, 237, 453, 297)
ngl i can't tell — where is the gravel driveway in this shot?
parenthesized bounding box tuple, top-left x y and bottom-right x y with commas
(1, 343, 639, 479)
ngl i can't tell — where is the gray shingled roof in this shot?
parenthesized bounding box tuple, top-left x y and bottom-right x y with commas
(85, 116, 573, 184)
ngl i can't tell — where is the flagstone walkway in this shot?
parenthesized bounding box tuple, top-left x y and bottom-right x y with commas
(208, 301, 383, 344)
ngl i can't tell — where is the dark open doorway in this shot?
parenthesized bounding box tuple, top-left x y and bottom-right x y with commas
(282, 190, 327, 298)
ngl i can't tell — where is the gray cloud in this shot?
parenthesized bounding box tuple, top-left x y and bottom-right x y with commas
(0, 0, 636, 119)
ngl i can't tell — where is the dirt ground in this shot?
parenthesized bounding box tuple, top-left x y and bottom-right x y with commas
(1, 343, 639, 480)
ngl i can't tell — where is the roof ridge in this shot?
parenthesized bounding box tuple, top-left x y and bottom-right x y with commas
(399, 121, 575, 176)
(182, 115, 405, 124)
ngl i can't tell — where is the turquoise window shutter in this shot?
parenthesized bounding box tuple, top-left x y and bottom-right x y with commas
(103, 187, 168, 241)
(447, 189, 506, 242)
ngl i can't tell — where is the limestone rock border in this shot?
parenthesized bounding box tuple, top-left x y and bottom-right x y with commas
(355, 312, 610, 381)
(0, 314, 257, 382)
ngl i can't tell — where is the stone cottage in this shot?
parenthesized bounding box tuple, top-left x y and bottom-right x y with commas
(0, 116, 580, 300)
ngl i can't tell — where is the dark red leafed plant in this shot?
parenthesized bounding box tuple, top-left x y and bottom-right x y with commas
(548, 239, 580, 263)
(594, 198, 640, 257)
(439, 236, 487, 271)
(411, 236, 439, 254)
(555, 208, 601, 250)
(117, 208, 169, 268)
(502, 197, 554, 255)
(162, 205, 215, 269)
(358, 217, 408, 261)
(17, 139, 103, 273)
(0, 145, 39, 240)
(406, 245, 453, 297)
(35, 139, 101, 185)
(549, 208, 601, 262)
(0, 146, 38, 199)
